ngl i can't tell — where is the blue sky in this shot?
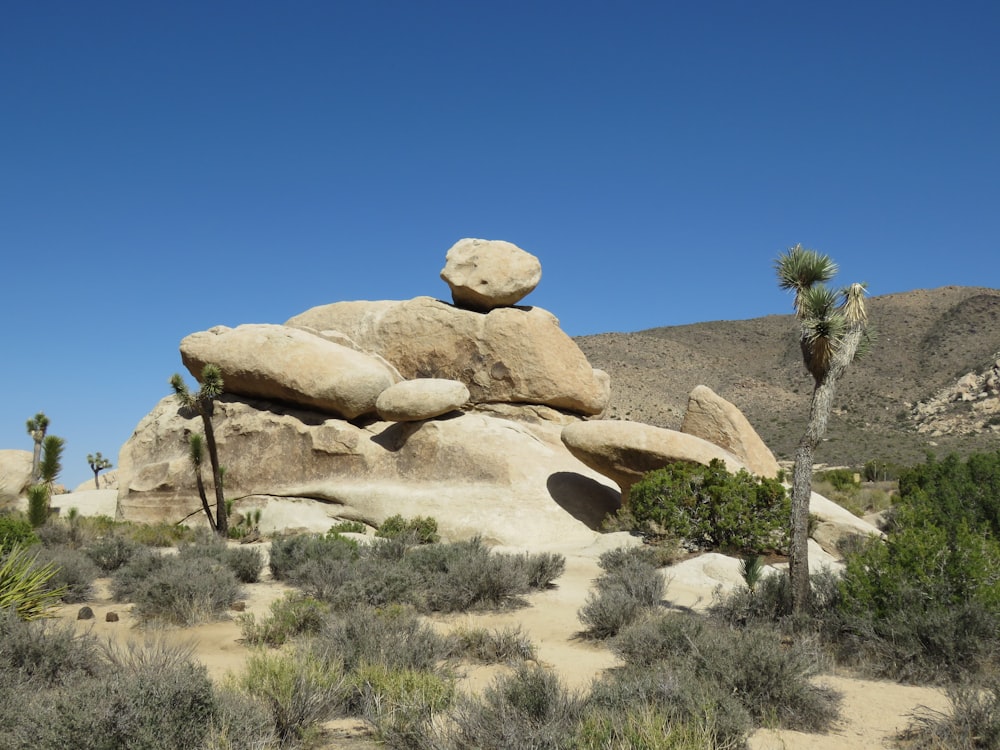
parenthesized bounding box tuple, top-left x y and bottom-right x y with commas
(2, 1, 998, 489)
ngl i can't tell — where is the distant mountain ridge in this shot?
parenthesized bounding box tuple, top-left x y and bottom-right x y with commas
(576, 286, 1000, 469)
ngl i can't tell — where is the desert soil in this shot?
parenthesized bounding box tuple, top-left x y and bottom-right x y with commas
(54, 537, 949, 750)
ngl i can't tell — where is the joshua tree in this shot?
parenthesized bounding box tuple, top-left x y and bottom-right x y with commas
(87, 452, 113, 489)
(776, 244, 870, 615)
(25, 412, 49, 482)
(170, 365, 228, 537)
(27, 435, 65, 527)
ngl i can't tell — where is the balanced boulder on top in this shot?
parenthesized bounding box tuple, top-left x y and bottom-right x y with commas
(440, 238, 542, 311)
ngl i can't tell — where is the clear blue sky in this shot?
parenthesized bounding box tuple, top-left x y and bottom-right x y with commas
(2, 1, 998, 489)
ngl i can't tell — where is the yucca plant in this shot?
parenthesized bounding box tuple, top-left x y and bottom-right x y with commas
(0, 543, 67, 620)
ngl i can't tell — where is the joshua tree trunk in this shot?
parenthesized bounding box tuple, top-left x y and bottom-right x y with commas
(200, 408, 228, 538)
(788, 326, 864, 615)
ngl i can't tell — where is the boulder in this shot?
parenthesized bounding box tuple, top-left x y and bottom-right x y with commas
(440, 238, 542, 311)
(680, 385, 781, 478)
(376, 378, 470, 422)
(73, 469, 119, 493)
(116, 395, 621, 548)
(560, 420, 745, 503)
(180, 324, 400, 419)
(286, 297, 607, 415)
(809, 491, 884, 557)
(0, 450, 33, 503)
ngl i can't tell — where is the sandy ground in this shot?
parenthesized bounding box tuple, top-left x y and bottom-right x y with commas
(49, 490, 950, 748)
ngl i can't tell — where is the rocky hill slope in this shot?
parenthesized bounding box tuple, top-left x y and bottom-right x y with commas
(578, 286, 1000, 469)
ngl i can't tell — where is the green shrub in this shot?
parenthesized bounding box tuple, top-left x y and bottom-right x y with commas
(328, 520, 366, 535)
(126, 521, 194, 547)
(129, 555, 240, 625)
(224, 546, 263, 583)
(315, 605, 450, 673)
(899, 678, 1000, 749)
(578, 546, 665, 639)
(235, 648, 344, 747)
(202, 688, 279, 750)
(815, 467, 858, 492)
(575, 705, 721, 750)
(0, 515, 39, 548)
(240, 593, 328, 648)
(447, 624, 537, 663)
(377, 514, 440, 544)
(268, 532, 359, 581)
(609, 612, 839, 733)
(85, 535, 141, 572)
(27, 485, 49, 528)
(447, 663, 585, 750)
(629, 460, 790, 554)
(350, 663, 454, 746)
(587, 664, 751, 749)
(33, 546, 100, 603)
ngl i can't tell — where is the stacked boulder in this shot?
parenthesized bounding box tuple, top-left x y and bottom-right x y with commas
(118, 238, 839, 549)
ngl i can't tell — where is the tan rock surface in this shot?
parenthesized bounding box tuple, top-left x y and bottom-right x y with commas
(117, 396, 620, 547)
(560, 419, 745, 502)
(180, 324, 399, 419)
(681, 384, 781, 477)
(0, 450, 32, 502)
(375, 378, 470, 422)
(286, 297, 607, 415)
(439, 237, 542, 311)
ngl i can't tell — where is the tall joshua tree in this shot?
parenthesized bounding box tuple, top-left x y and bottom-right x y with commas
(25, 412, 49, 482)
(170, 365, 228, 538)
(776, 244, 870, 615)
(87, 452, 113, 489)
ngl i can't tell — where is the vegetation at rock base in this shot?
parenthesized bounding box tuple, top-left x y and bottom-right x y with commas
(626, 459, 790, 555)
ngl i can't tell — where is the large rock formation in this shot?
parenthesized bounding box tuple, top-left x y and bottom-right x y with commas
(287, 297, 608, 416)
(116, 237, 788, 547)
(680, 385, 781, 478)
(118, 396, 619, 547)
(440, 238, 542, 311)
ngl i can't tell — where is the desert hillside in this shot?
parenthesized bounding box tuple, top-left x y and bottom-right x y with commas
(577, 286, 1000, 469)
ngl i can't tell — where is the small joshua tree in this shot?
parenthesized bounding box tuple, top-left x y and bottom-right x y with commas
(776, 244, 871, 615)
(25, 412, 49, 482)
(87, 452, 113, 489)
(27, 435, 65, 527)
(170, 365, 228, 538)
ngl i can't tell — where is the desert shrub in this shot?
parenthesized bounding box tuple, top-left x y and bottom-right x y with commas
(0, 514, 38, 548)
(629, 459, 790, 554)
(225, 545, 263, 583)
(0, 607, 103, 683)
(129, 555, 240, 625)
(110, 547, 167, 601)
(377, 514, 440, 544)
(328, 520, 366, 534)
(0, 637, 218, 750)
(587, 664, 751, 749)
(203, 688, 280, 750)
(235, 648, 345, 747)
(578, 546, 665, 639)
(27, 485, 49, 528)
(315, 605, 450, 673)
(446, 663, 585, 750)
(85, 534, 142, 572)
(575, 705, 722, 750)
(815, 467, 858, 492)
(268, 532, 359, 581)
(350, 663, 454, 747)
(0, 543, 66, 619)
(126, 521, 194, 547)
(240, 593, 328, 648)
(899, 678, 1000, 749)
(897, 451, 1000, 537)
(609, 612, 839, 733)
(33, 546, 100, 603)
(448, 624, 537, 663)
